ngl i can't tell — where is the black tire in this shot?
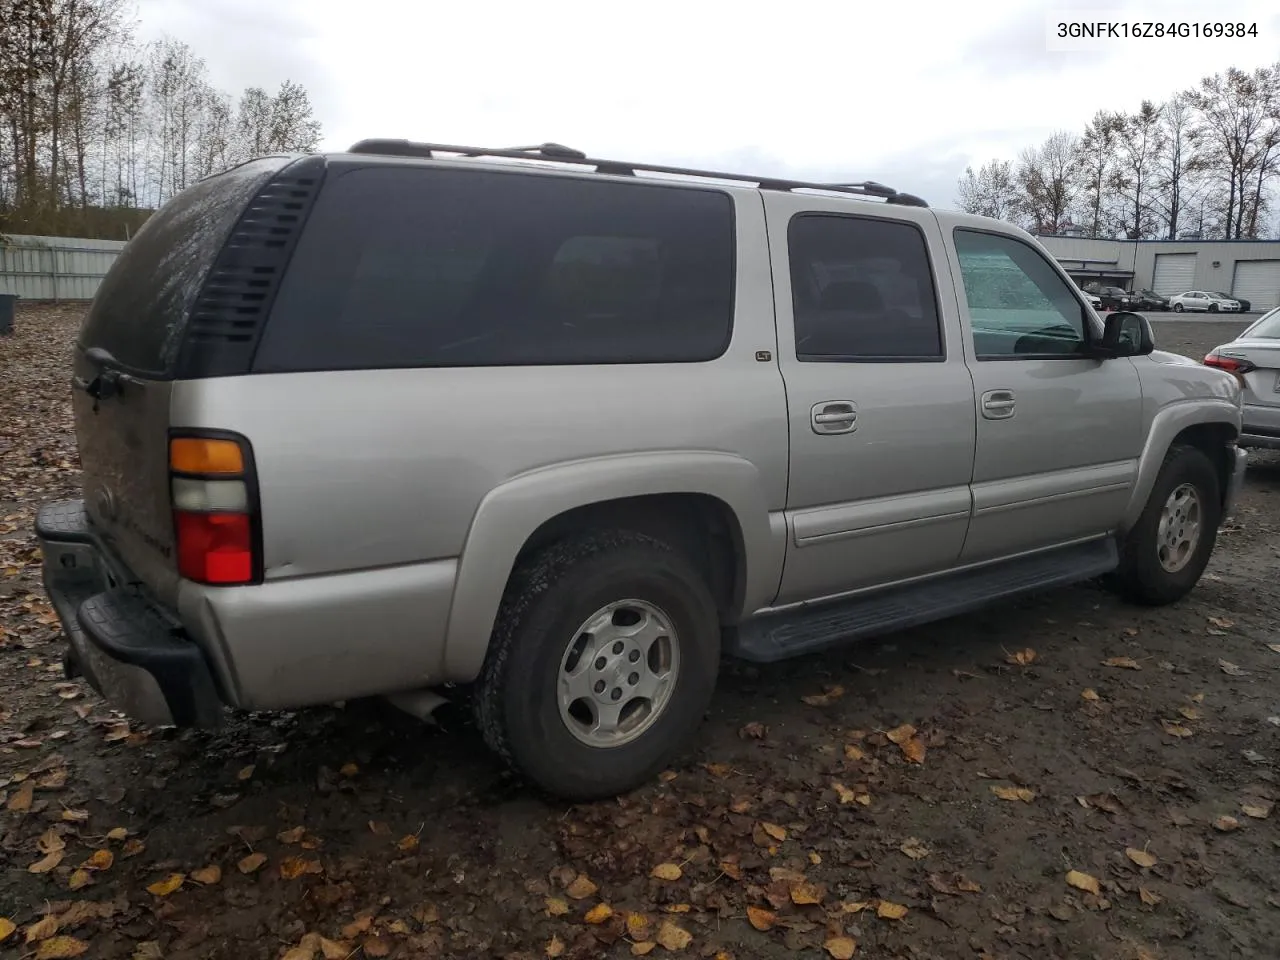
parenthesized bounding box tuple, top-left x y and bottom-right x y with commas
(1112, 444, 1221, 606)
(474, 529, 720, 800)
(1173, 303, 1183, 312)
(1209, 303, 1219, 313)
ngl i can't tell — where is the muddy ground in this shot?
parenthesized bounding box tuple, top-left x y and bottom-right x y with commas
(1, 303, 1278, 960)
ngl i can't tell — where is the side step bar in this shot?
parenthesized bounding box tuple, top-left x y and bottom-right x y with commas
(730, 538, 1118, 663)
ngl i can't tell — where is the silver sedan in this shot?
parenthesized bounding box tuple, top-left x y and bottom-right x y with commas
(1205, 306, 1280, 450)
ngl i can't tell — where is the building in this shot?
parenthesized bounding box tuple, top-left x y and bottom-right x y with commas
(1036, 236, 1280, 311)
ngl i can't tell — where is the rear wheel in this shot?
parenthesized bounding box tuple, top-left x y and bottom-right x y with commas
(474, 529, 720, 800)
(1173, 302, 1184, 312)
(1111, 444, 1221, 606)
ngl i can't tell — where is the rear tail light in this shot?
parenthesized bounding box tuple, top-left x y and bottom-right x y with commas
(1203, 352, 1256, 376)
(169, 433, 260, 586)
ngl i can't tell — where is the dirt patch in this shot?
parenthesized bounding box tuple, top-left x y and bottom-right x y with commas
(1, 304, 1278, 959)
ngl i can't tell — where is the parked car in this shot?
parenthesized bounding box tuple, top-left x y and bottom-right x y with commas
(35, 140, 1248, 800)
(1083, 283, 1140, 312)
(1084, 291, 1103, 311)
(1211, 291, 1251, 312)
(1170, 290, 1242, 313)
(1134, 289, 1170, 311)
(1205, 305, 1280, 450)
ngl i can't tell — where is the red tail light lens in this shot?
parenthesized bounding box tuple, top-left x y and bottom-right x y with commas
(1203, 353, 1256, 375)
(175, 512, 254, 584)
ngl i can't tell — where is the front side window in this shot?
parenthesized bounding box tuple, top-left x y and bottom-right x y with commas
(953, 229, 1090, 359)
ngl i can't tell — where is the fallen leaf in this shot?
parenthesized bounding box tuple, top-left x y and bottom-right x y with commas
(808, 851, 822, 865)
(1139, 887, 1163, 906)
(7, 780, 34, 812)
(281, 949, 313, 960)
(901, 737, 926, 764)
(658, 770, 678, 783)
(133, 945, 165, 960)
(625, 913, 652, 939)
(147, 874, 185, 896)
(877, 901, 908, 920)
(1161, 720, 1194, 738)
(651, 862, 683, 881)
(1208, 616, 1234, 629)
(106, 827, 128, 842)
(991, 785, 1036, 803)
(0, 918, 15, 943)
(238, 853, 267, 874)
(655, 920, 692, 951)
(25, 916, 59, 942)
(566, 875, 598, 900)
(121, 839, 145, 858)
(1081, 688, 1100, 701)
(103, 724, 130, 743)
(340, 917, 373, 939)
(662, 904, 691, 914)
(545, 897, 570, 916)
(362, 939, 390, 958)
(1179, 706, 1203, 721)
(1126, 848, 1158, 868)
(801, 685, 844, 707)
(278, 826, 306, 844)
(281, 857, 323, 879)
(37, 769, 67, 790)
(791, 882, 824, 905)
(84, 849, 113, 871)
(886, 724, 916, 744)
(703, 762, 733, 778)
(584, 903, 613, 924)
(191, 866, 222, 885)
(339, 763, 359, 777)
(367, 821, 390, 835)
(746, 906, 776, 931)
(1242, 801, 1273, 819)
(546, 935, 566, 958)
(1214, 815, 1241, 832)
(738, 722, 767, 740)
(29, 851, 64, 874)
(35, 936, 88, 959)
(899, 837, 930, 860)
(317, 940, 349, 960)
(825, 936, 857, 959)
(832, 782, 857, 805)
(1066, 870, 1101, 895)
(1103, 656, 1141, 670)
(1267, 644, 1280, 655)
(843, 900, 870, 913)
(1219, 659, 1246, 677)
(761, 822, 787, 842)
(237, 765, 255, 781)
(397, 835, 419, 852)
(60, 808, 89, 823)
(631, 943, 656, 957)
(38, 829, 66, 855)
(844, 744, 865, 761)
(1006, 648, 1036, 666)
(67, 870, 92, 891)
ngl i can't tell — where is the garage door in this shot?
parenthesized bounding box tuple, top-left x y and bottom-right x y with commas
(1152, 253, 1197, 295)
(1231, 259, 1280, 311)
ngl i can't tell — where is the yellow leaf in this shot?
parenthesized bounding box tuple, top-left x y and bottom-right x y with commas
(318, 939, 349, 960)
(84, 849, 113, 871)
(703, 762, 733, 778)
(825, 936, 858, 959)
(281, 857, 323, 879)
(625, 912, 652, 939)
(651, 862, 682, 881)
(663, 904, 691, 913)
(1243, 802, 1273, 819)
(844, 744, 865, 761)
(106, 827, 128, 842)
(340, 916, 373, 939)
(1126, 848, 1158, 868)
(656, 920, 692, 951)
(809, 851, 822, 865)
(877, 901, 908, 920)
(237, 765, 255, 781)
(746, 906, 776, 931)
(545, 897, 570, 916)
(25, 915, 59, 942)
(0, 918, 15, 943)
(191, 866, 222, 885)
(278, 826, 306, 844)
(1006, 648, 1036, 666)
(238, 852, 267, 874)
(790, 882, 823, 905)
(1139, 887, 1163, 906)
(67, 870, 92, 891)
(8, 780, 34, 812)
(566, 874, 598, 900)
(281, 948, 314, 960)
(632, 943, 657, 957)
(38, 829, 66, 855)
(899, 838, 930, 860)
(832, 781, 857, 804)
(339, 763, 359, 777)
(146, 873, 185, 896)
(1066, 870, 1101, 894)
(584, 903, 613, 924)
(34, 936, 88, 959)
(991, 785, 1036, 803)
(1081, 688, 1099, 701)
(900, 737, 926, 764)
(842, 900, 870, 913)
(761, 822, 787, 842)
(1179, 706, 1203, 721)
(397, 835, 419, 852)
(1214, 815, 1241, 832)
(1102, 656, 1142, 670)
(29, 851, 64, 874)
(60, 809, 88, 823)
(122, 839, 145, 858)
(546, 935, 566, 958)
(1161, 720, 1193, 738)
(801, 685, 844, 706)
(885, 724, 917, 745)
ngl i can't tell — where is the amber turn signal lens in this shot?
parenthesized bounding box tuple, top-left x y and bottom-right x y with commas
(170, 437, 244, 475)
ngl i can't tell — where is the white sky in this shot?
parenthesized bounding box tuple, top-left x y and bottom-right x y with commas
(133, 0, 1280, 208)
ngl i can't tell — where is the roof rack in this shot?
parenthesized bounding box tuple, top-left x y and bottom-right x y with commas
(345, 139, 929, 208)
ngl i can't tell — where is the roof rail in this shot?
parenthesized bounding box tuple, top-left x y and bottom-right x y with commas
(344, 139, 929, 207)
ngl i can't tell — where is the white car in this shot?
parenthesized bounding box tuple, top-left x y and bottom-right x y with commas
(1170, 290, 1241, 313)
(1084, 291, 1103, 310)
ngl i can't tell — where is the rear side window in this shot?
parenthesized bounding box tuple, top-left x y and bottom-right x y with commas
(253, 166, 736, 370)
(78, 157, 289, 375)
(787, 214, 943, 361)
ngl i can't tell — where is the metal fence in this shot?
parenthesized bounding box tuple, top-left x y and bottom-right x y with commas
(0, 234, 126, 301)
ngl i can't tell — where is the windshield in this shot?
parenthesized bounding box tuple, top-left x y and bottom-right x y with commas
(1244, 307, 1280, 338)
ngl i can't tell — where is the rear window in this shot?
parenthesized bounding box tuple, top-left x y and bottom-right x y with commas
(78, 157, 289, 375)
(252, 165, 736, 371)
(1246, 307, 1280, 338)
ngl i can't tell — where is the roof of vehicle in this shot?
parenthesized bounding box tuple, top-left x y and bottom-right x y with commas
(334, 139, 932, 209)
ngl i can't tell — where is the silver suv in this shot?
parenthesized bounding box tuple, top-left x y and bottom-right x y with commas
(37, 141, 1247, 800)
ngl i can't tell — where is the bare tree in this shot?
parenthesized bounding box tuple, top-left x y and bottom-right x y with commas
(1115, 101, 1164, 238)
(1151, 93, 1199, 238)
(1075, 110, 1123, 237)
(1017, 131, 1078, 234)
(956, 159, 1020, 221)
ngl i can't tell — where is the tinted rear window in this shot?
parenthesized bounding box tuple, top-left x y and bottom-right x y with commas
(252, 165, 736, 371)
(78, 157, 288, 375)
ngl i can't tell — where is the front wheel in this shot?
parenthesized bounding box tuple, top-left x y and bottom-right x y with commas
(1111, 444, 1221, 606)
(1209, 303, 1219, 313)
(474, 529, 720, 800)
(1173, 302, 1184, 312)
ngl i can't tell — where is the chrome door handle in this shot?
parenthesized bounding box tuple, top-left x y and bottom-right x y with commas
(981, 390, 1016, 419)
(811, 401, 858, 434)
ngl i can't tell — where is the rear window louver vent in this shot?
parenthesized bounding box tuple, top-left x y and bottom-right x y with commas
(175, 155, 327, 378)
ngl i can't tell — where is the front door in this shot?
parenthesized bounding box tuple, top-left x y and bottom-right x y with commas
(945, 226, 1144, 563)
(766, 194, 977, 607)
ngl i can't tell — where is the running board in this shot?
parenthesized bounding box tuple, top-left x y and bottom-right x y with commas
(730, 538, 1118, 663)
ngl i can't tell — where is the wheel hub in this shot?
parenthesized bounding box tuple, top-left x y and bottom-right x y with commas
(1156, 482, 1202, 574)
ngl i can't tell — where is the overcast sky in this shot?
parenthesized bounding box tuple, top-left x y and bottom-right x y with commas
(133, 0, 1280, 209)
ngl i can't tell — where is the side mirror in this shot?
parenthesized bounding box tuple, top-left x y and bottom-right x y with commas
(1099, 311, 1155, 357)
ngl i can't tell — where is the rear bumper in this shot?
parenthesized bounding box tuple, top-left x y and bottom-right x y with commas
(36, 501, 223, 727)
(1241, 403, 1280, 450)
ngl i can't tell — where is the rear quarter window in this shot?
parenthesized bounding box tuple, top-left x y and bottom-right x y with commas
(252, 165, 736, 371)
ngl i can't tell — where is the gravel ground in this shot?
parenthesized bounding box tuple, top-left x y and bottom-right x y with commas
(1, 305, 1278, 960)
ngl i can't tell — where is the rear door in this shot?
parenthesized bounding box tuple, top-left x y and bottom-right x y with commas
(72, 157, 292, 605)
(765, 194, 977, 606)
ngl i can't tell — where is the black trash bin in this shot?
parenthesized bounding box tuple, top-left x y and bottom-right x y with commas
(0, 293, 16, 335)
